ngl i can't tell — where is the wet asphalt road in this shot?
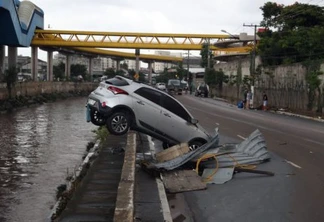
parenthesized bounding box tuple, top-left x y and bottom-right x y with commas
(172, 94, 324, 222)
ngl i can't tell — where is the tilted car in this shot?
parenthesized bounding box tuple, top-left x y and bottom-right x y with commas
(86, 76, 211, 150)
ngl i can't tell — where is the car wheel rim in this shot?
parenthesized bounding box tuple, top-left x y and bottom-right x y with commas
(111, 115, 128, 133)
(189, 144, 199, 151)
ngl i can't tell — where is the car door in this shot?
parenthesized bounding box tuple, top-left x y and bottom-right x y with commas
(159, 94, 196, 143)
(132, 87, 163, 133)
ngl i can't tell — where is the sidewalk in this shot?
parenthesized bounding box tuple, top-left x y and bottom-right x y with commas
(197, 95, 324, 123)
(52, 131, 168, 222)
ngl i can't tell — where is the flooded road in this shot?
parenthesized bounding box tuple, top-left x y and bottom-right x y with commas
(0, 97, 97, 222)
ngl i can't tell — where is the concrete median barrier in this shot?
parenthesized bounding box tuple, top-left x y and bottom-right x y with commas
(114, 131, 137, 222)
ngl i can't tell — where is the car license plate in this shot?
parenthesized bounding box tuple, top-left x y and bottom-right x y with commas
(88, 98, 96, 106)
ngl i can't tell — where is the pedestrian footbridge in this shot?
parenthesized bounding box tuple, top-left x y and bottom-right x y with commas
(0, 0, 255, 80)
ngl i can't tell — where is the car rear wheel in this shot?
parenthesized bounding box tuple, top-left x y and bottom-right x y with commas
(90, 109, 106, 126)
(106, 112, 130, 135)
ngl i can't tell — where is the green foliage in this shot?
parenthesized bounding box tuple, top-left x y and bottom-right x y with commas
(92, 126, 109, 142)
(258, 2, 324, 66)
(205, 68, 227, 89)
(120, 62, 128, 70)
(4, 66, 18, 99)
(104, 68, 116, 78)
(200, 43, 214, 68)
(303, 60, 323, 110)
(53, 62, 65, 80)
(71, 64, 88, 79)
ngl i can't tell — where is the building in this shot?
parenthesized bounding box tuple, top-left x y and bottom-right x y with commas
(4, 55, 47, 79)
(153, 51, 182, 73)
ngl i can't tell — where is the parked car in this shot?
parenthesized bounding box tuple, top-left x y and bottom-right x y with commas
(86, 75, 211, 150)
(195, 82, 209, 97)
(155, 82, 166, 91)
(167, 79, 183, 95)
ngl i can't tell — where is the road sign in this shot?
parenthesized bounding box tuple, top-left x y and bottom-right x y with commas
(134, 73, 139, 80)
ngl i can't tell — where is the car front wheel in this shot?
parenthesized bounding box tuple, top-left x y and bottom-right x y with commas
(189, 140, 205, 151)
(106, 112, 130, 135)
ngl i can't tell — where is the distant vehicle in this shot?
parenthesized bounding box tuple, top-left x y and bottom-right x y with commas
(195, 82, 209, 97)
(100, 75, 108, 81)
(156, 82, 166, 90)
(86, 75, 211, 150)
(181, 80, 189, 91)
(167, 79, 183, 95)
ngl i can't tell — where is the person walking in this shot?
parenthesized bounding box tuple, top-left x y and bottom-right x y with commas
(262, 92, 268, 110)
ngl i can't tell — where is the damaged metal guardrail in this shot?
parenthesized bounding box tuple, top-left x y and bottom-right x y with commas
(141, 128, 274, 190)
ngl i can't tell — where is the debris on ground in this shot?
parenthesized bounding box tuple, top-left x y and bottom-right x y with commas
(140, 129, 275, 193)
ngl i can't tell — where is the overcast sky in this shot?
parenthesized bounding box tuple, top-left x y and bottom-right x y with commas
(15, 0, 321, 61)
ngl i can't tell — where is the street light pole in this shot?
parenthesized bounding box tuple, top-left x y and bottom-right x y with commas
(220, 30, 239, 39)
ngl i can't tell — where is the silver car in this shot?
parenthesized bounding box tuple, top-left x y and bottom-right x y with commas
(86, 75, 211, 149)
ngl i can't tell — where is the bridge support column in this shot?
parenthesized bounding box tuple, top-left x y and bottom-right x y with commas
(148, 62, 153, 85)
(135, 49, 140, 81)
(65, 55, 71, 80)
(31, 46, 38, 81)
(89, 57, 93, 81)
(0, 45, 5, 76)
(8, 46, 17, 68)
(116, 60, 120, 71)
(47, 51, 54, 81)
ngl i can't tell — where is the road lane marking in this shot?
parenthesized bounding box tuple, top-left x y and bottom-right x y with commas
(147, 135, 173, 222)
(285, 159, 302, 169)
(216, 122, 220, 126)
(156, 177, 173, 222)
(237, 135, 246, 140)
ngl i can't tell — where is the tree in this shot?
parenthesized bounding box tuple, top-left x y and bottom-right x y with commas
(258, 2, 324, 66)
(71, 64, 88, 79)
(4, 66, 18, 99)
(200, 43, 214, 68)
(120, 62, 128, 70)
(103, 68, 116, 78)
(53, 62, 65, 80)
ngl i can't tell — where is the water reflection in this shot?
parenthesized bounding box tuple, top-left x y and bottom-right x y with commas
(0, 97, 97, 221)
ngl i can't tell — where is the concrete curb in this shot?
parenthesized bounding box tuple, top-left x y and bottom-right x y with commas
(114, 132, 137, 222)
(274, 110, 324, 122)
(48, 140, 101, 221)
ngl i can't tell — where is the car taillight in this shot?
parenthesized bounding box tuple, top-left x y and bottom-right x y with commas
(107, 86, 129, 95)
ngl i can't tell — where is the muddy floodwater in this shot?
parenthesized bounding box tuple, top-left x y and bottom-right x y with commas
(0, 97, 97, 222)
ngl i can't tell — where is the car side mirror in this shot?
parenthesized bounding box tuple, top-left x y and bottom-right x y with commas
(191, 119, 199, 124)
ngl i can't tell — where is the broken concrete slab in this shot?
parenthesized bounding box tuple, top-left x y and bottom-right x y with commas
(162, 170, 206, 193)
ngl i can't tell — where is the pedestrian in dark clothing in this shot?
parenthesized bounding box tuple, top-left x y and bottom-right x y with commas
(243, 90, 247, 109)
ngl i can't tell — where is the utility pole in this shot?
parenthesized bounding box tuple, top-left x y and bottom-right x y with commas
(243, 23, 261, 108)
(207, 38, 211, 70)
(187, 49, 190, 82)
(243, 23, 260, 85)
